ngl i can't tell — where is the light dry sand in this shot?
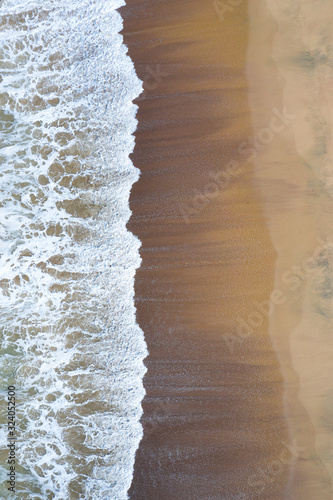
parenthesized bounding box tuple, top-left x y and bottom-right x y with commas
(247, 0, 333, 497)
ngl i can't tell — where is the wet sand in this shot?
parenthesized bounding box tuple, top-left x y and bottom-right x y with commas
(120, 1, 291, 498)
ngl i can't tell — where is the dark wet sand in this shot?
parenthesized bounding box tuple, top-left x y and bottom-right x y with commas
(120, 1, 290, 498)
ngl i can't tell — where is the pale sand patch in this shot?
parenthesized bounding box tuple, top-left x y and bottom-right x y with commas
(248, 0, 333, 497)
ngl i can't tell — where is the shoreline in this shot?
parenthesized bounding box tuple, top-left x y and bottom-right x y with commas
(121, 1, 290, 498)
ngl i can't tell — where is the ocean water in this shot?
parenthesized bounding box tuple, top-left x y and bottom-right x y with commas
(0, 0, 146, 498)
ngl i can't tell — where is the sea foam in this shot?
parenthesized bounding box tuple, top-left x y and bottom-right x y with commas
(0, 0, 146, 498)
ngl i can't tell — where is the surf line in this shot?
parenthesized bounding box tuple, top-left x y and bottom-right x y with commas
(7, 385, 17, 493)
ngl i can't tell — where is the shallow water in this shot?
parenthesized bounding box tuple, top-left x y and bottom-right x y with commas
(0, 1, 146, 498)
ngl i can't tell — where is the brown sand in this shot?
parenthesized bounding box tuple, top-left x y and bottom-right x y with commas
(120, 1, 292, 498)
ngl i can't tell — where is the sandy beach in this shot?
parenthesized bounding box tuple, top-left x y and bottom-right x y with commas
(247, 1, 333, 498)
(120, 1, 292, 498)
(3, 0, 332, 497)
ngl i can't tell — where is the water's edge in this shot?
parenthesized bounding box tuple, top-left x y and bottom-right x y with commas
(0, 0, 147, 498)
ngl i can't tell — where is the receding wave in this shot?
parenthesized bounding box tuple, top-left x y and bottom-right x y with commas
(0, 0, 146, 498)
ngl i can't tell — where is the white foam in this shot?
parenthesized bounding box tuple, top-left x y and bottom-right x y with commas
(0, 0, 145, 498)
